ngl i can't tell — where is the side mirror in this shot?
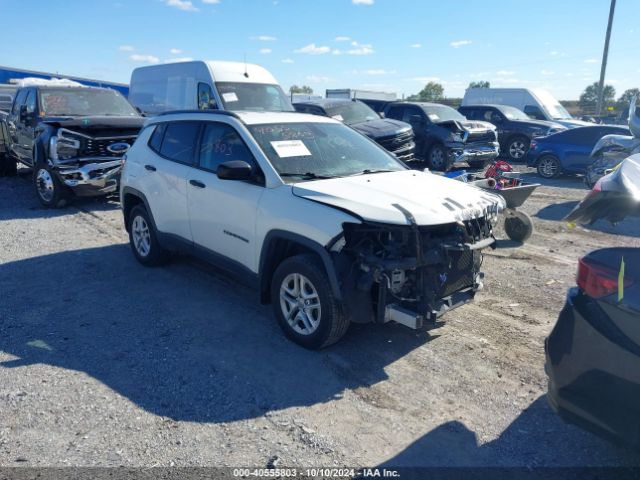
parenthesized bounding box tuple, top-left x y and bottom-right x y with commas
(409, 115, 423, 124)
(217, 160, 252, 181)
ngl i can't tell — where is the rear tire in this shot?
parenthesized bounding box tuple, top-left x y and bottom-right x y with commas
(536, 155, 561, 179)
(127, 204, 168, 267)
(271, 254, 349, 349)
(506, 136, 530, 161)
(426, 144, 451, 171)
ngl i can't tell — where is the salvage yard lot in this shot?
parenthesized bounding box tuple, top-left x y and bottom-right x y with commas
(1, 166, 639, 468)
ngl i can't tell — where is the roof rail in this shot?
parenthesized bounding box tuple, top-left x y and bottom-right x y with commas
(156, 109, 242, 120)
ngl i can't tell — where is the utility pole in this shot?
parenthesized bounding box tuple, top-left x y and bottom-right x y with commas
(596, 0, 616, 116)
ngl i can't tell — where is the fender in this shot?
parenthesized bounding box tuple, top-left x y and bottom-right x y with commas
(120, 186, 157, 233)
(259, 229, 343, 301)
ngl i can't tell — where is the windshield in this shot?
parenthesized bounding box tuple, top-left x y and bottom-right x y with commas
(216, 82, 294, 112)
(500, 106, 530, 120)
(324, 101, 379, 125)
(421, 104, 466, 123)
(39, 88, 138, 117)
(546, 102, 573, 120)
(249, 122, 406, 181)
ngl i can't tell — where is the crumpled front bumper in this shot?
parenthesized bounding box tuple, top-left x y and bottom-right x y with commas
(55, 157, 124, 196)
(448, 142, 500, 164)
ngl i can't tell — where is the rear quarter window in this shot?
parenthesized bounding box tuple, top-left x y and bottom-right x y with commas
(147, 123, 166, 154)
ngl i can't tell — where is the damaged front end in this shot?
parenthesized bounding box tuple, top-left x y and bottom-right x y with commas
(439, 120, 500, 164)
(332, 208, 498, 330)
(48, 128, 137, 196)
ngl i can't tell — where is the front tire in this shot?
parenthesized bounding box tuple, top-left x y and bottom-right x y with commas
(127, 205, 168, 266)
(271, 254, 349, 349)
(506, 136, 530, 161)
(426, 144, 451, 171)
(536, 155, 561, 179)
(33, 163, 68, 208)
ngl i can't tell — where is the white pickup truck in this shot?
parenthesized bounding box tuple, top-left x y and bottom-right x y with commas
(120, 110, 504, 349)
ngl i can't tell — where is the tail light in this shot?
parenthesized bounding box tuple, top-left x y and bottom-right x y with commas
(577, 257, 633, 298)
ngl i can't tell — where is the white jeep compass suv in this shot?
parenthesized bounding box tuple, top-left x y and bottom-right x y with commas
(120, 110, 503, 349)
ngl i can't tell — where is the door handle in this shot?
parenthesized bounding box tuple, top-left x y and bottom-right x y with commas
(144, 164, 156, 172)
(189, 179, 206, 188)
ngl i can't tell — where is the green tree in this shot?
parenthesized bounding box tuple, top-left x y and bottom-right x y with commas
(468, 80, 490, 89)
(579, 82, 616, 106)
(618, 88, 640, 104)
(289, 85, 313, 94)
(407, 82, 444, 102)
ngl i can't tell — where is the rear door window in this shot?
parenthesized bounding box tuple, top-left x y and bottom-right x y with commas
(159, 121, 201, 165)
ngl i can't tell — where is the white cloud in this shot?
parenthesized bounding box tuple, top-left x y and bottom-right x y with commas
(170, 48, 182, 54)
(410, 43, 422, 48)
(496, 70, 515, 76)
(294, 43, 331, 55)
(202, 0, 220, 3)
(306, 75, 332, 83)
(408, 76, 441, 83)
(335, 36, 351, 42)
(584, 58, 598, 64)
(281, 58, 294, 64)
(251, 35, 277, 41)
(119, 45, 135, 51)
(541, 69, 555, 76)
(346, 41, 374, 55)
(450, 40, 472, 48)
(362, 69, 396, 75)
(259, 48, 272, 54)
(166, 0, 198, 11)
(352, 0, 374, 4)
(549, 50, 559, 56)
(165, 57, 194, 63)
(130, 54, 160, 64)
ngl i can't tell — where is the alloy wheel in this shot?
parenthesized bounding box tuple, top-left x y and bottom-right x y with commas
(279, 273, 321, 335)
(509, 140, 527, 159)
(36, 168, 55, 202)
(538, 157, 559, 178)
(132, 215, 151, 257)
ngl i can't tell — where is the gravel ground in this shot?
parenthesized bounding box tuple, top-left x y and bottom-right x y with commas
(0, 165, 639, 469)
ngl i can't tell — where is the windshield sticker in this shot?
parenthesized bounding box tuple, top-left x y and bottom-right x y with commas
(331, 114, 344, 121)
(428, 114, 439, 121)
(270, 140, 312, 158)
(222, 92, 238, 103)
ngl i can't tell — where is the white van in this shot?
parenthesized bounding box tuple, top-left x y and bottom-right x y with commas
(128, 60, 293, 115)
(462, 88, 589, 129)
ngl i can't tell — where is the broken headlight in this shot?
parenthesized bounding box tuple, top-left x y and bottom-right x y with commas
(450, 132, 465, 143)
(50, 133, 81, 161)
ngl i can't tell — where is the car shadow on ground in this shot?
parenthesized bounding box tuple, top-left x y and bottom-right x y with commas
(0, 245, 434, 424)
(0, 171, 121, 221)
(377, 396, 640, 473)
(518, 171, 587, 191)
(536, 201, 640, 238)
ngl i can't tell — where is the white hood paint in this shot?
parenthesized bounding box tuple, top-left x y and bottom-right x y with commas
(292, 170, 505, 226)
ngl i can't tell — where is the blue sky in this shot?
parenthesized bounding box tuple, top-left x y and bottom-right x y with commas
(2, 0, 639, 100)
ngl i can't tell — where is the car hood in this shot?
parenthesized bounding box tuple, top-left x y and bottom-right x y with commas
(553, 119, 594, 129)
(350, 118, 412, 139)
(41, 116, 145, 130)
(292, 170, 505, 225)
(510, 118, 565, 130)
(437, 119, 496, 134)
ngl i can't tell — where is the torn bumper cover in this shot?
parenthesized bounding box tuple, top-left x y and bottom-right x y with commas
(54, 157, 124, 196)
(333, 208, 498, 330)
(448, 141, 500, 164)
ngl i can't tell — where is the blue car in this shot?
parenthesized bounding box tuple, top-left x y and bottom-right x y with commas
(527, 125, 629, 179)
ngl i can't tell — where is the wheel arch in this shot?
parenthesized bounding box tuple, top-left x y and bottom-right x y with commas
(121, 186, 157, 233)
(259, 230, 342, 305)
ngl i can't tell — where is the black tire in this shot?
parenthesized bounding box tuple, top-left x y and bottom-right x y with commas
(536, 155, 561, 179)
(0, 152, 17, 176)
(504, 210, 534, 242)
(33, 162, 68, 208)
(506, 136, 530, 161)
(426, 144, 451, 172)
(270, 254, 349, 349)
(127, 204, 168, 267)
(467, 159, 488, 170)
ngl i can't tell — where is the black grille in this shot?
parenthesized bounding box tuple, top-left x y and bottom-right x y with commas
(377, 129, 415, 154)
(440, 250, 478, 297)
(80, 136, 137, 158)
(466, 131, 496, 143)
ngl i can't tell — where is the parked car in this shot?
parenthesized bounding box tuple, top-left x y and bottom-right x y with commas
(0, 84, 16, 112)
(526, 125, 630, 179)
(383, 102, 499, 171)
(458, 104, 566, 161)
(546, 155, 640, 449)
(120, 110, 504, 349)
(128, 60, 293, 116)
(462, 88, 591, 129)
(0, 79, 144, 206)
(293, 98, 415, 161)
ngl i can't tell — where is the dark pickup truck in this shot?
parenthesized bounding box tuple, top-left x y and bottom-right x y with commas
(458, 104, 566, 161)
(0, 83, 144, 207)
(383, 102, 499, 171)
(293, 98, 415, 161)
